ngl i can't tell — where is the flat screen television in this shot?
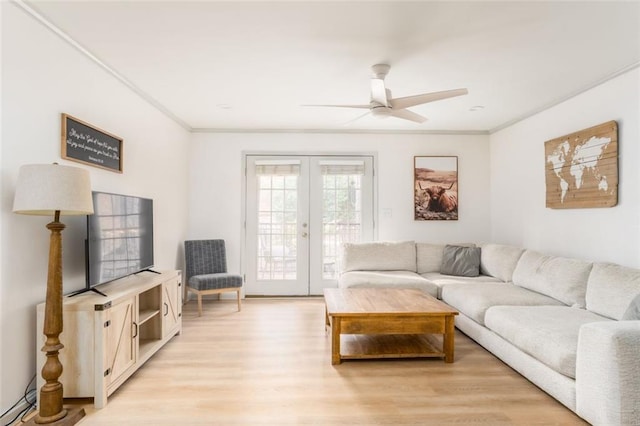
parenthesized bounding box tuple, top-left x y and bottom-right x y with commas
(73, 191, 155, 296)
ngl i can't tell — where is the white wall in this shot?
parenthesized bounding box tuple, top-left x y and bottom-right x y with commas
(0, 1, 4, 416)
(489, 68, 640, 267)
(188, 132, 491, 275)
(1, 2, 190, 414)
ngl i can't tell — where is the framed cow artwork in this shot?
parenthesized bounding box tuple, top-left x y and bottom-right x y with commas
(414, 156, 458, 221)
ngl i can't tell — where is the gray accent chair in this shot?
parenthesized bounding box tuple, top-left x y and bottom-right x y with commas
(184, 239, 243, 316)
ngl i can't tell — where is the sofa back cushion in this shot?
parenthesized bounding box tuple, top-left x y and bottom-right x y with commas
(416, 243, 444, 273)
(586, 262, 640, 320)
(512, 250, 592, 307)
(479, 243, 525, 282)
(622, 293, 640, 320)
(341, 241, 416, 273)
(416, 242, 476, 274)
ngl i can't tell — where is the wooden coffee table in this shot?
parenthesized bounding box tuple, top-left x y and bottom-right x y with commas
(324, 288, 459, 365)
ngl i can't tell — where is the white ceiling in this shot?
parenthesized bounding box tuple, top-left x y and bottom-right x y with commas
(20, 1, 640, 133)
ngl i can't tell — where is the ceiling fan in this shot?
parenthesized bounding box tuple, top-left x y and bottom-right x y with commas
(305, 64, 468, 124)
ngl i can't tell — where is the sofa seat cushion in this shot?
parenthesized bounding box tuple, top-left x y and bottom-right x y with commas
(512, 250, 593, 308)
(441, 283, 564, 325)
(420, 272, 502, 298)
(485, 306, 612, 378)
(341, 241, 417, 272)
(338, 270, 438, 298)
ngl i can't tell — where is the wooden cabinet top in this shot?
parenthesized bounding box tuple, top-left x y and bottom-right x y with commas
(40, 270, 181, 312)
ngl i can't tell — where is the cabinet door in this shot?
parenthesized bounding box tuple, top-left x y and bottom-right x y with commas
(104, 297, 137, 387)
(162, 277, 181, 337)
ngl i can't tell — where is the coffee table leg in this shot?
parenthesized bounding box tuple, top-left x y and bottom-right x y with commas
(325, 306, 330, 332)
(331, 316, 341, 365)
(444, 315, 455, 363)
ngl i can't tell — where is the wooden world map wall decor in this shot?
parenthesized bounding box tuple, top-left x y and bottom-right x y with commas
(545, 120, 618, 209)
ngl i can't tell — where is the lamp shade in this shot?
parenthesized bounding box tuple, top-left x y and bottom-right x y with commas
(13, 164, 94, 216)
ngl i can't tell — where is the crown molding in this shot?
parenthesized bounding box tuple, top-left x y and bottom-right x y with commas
(190, 128, 490, 135)
(12, 0, 193, 132)
(489, 61, 640, 134)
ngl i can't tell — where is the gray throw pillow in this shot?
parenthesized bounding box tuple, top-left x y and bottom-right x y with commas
(441, 245, 481, 277)
(622, 292, 640, 320)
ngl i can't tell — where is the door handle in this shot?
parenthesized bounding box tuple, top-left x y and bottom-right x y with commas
(302, 232, 308, 238)
(132, 321, 138, 339)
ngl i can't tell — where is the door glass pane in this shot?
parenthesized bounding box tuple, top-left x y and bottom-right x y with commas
(257, 175, 298, 281)
(321, 173, 362, 279)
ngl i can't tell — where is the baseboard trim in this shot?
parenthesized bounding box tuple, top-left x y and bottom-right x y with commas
(1, 399, 34, 426)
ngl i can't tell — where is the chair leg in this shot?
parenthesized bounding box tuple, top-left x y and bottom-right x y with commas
(237, 290, 241, 312)
(197, 293, 203, 317)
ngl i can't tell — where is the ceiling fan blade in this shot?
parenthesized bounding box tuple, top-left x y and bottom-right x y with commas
(342, 111, 371, 126)
(301, 104, 370, 109)
(370, 78, 388, 106)
(390, 88, 468, 110)
(389, 109, 428, 123)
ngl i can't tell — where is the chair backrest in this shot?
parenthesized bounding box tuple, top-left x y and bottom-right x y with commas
(184, 240, 228, 281)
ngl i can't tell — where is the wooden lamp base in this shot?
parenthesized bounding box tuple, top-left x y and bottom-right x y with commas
(23, 407, 85, 426)
(27, 217, 85, 425)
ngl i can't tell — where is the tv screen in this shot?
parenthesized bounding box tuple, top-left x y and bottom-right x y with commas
(87, 191, 154, 288)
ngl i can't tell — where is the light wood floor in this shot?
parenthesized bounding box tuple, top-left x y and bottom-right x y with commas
(68, 298, 587, 425)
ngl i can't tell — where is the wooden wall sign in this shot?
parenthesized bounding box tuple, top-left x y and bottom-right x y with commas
(61, 113, 123, 173)
(545, 121, 617, 209)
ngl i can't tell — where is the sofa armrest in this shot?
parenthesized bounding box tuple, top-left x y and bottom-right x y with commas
(576, 321, 640, 426)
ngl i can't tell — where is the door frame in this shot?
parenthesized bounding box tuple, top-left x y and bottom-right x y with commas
(240, 151, 378, 295)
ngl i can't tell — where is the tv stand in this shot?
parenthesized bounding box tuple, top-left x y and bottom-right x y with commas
(36, 270, 182, 409)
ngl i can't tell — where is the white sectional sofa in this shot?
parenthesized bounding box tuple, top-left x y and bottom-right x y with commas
(337, 241, 640, 426)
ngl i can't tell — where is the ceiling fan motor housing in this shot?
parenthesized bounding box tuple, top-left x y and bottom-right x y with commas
(371, 64, 391, 79)
(370, 89, 393, 108)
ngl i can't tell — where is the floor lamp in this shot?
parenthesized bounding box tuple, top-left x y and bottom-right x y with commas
(13, 164, 94, 425)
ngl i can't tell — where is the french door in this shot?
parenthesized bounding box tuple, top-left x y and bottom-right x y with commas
(245, 155, 374, 295)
